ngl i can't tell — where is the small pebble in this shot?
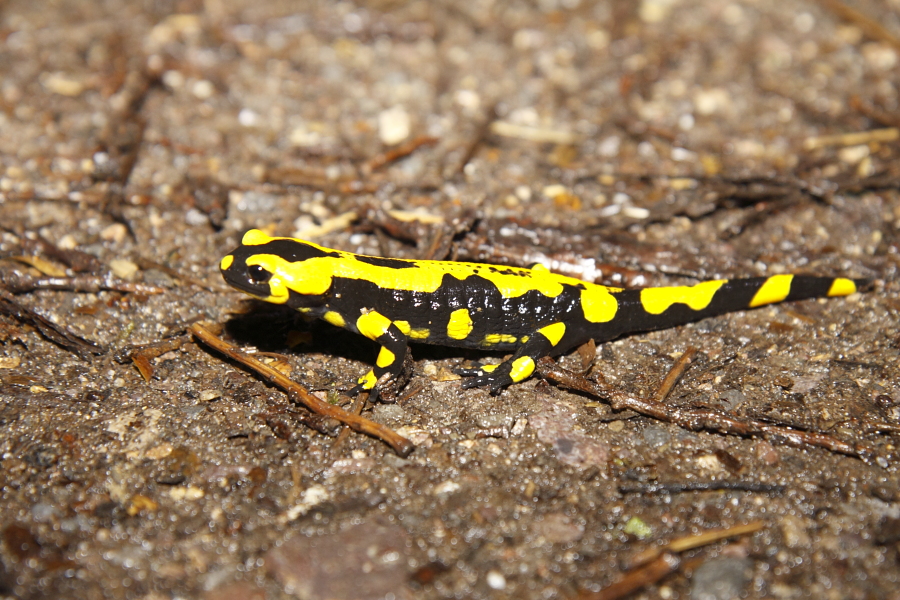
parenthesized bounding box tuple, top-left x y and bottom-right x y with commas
(378, 106, 410, 145)
(642, 425, 670, 448)
(639, 0, 676, 23)
(32, 503, 60, 522)
(838, 144, 869, 164)
(146, 443, 174, 460)
(238, 108, 259, 127)
(199, 390, 221, 402)
(542, 184, 568, 198)
(192, 79, 214, 99)
(514, 185, 532, 201)
(162, 70, 185, 89)
(597, 136, 620, 157)
(57, 234, 78, 249)
(486, 570, 506, 590)
(511, 418, 527, 436)
(41, 73, 85, 96)
(455, 89, 481, 110)
(696, 454, 724, 472)
(433, 480, 461, 495)
(109, 258, 139, 280)
(622, 206, 650, 219)
(185, 208, 209, 226)
(607, 420, 625, 432)
(289, 125, 321, 147)
(691, 557, 753, 600)
(862, 42, 897, 71)
(100, 223, 128, 243)
(693, 87, 732, 116)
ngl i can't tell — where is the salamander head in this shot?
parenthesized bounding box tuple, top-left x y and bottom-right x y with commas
(220, 229, 339, 307)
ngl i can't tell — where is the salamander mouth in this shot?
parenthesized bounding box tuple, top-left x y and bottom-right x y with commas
(222, 273, 270, 299)
(220, 258, 272, 298)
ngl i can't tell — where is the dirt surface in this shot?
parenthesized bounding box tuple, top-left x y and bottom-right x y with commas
(1, 1, 899, 599)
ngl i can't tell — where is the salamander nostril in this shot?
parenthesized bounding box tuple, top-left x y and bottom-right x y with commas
(247, 264, 271, 283)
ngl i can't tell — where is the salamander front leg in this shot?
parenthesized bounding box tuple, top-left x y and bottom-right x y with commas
(352, 311, 410, 395)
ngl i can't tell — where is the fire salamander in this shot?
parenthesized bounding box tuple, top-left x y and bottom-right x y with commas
(221, 229, 868, 395)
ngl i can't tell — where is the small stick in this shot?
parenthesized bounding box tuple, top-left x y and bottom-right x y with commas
(817, 0, 900, 51)
(653, 347, 697, 402)
(119, 335, 192, 381)
(619, 481, 785, 495)
(0, 271, 166, 295)
(578, 552, 680, 600)
(363, 135, 439, 173)
(849, 96, 900, 129)
(625, 521, 765, 571)
(536, 357, 879, 463)
(803, 127, 899, 151)
(490, 121, 582, 144)
(189, 323, 414, 457)
(455, 103, 498, 176)
(5, 229, 104, 272)
(0, 286, 102, 358)
(582, 522, 764, 599)
(333, 391, 369, 448)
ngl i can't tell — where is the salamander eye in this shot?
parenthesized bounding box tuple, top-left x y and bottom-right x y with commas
(247, 264, 272, 284)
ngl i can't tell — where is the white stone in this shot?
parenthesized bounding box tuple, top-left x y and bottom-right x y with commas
(378, 105, 410, 145)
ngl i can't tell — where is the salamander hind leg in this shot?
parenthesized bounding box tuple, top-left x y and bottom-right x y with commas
(456, 322, 569, 394)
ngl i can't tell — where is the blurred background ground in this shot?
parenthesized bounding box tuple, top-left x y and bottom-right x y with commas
(1, 1, 899, 598)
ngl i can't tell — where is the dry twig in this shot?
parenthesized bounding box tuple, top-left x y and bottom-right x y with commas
(363, 135, 439, 173)
(818, 0, 900, 51)
(0, 286, 102, 358)
(536, 357, 879, 464)
(0, 270, 166, 295)
(117, 335, 192, 381)
(189, 322, 413, 456)
(578, 552, 681, 600)
(579, 521, 765, 600)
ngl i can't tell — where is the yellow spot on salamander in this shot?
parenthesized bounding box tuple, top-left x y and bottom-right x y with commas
(376, 347, 395, 368)
(640, 280, 726, 315)
(537, 322, 566, 346)
(483, 333, 517, 346)
(358, 370, 377, 390)
(509, 356, 536, 382)
(392, 321, 430, 340)
(356, 311, 392, 341)
(479, 364, 499, 373)
(749, 275, 793, 308)
(324, 311, 345, 328)
(827, 278, 857, 297)
(581, 285, 620, 323)
(447, 308, 473, 340)
(219, 255, 234, 270)
(242, 229, 272, 245)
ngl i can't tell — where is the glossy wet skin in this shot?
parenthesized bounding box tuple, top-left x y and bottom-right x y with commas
(222, 229, 864, 394)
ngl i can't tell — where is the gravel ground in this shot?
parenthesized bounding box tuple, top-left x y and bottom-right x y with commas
(1, 1, 899, 599)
